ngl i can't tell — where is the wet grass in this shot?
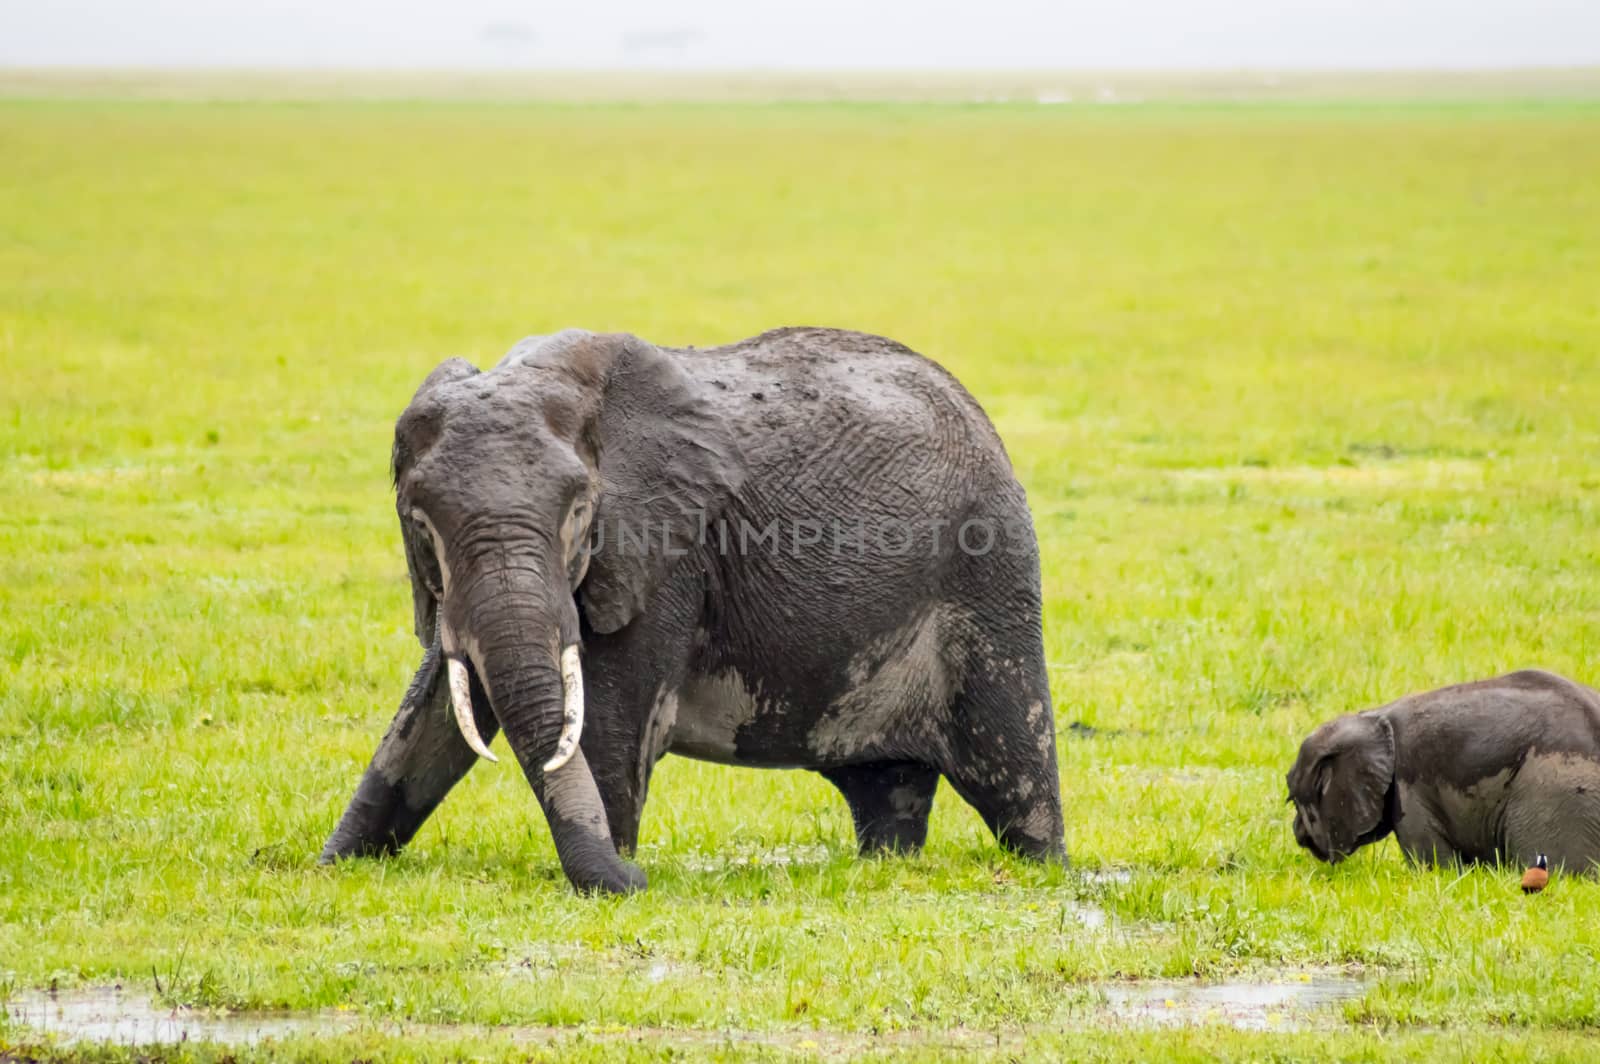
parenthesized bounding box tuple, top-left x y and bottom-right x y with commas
(2, 90, 1600, 1060)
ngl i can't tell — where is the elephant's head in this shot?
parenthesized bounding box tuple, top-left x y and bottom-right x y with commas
(390, 330, 742, 838)
(1286, 711, 1396, 863)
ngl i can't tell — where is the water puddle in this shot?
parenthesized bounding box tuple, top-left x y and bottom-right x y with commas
(4, 973, 1367, 1049)
(1071, 903, 1108, 929)
(4, 988, 355, 1046)
(2, 990, 918, 1053)
(1101, 972, 1365, 1030)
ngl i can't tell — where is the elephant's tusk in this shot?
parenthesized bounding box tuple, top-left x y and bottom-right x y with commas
(439, 616, 497, 763)
(544, 644, 584, 773)
(446, 653, 499, 763)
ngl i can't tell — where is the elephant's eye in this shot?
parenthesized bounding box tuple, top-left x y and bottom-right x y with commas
(407, 512, 445, 597)
(561, 497, 593, 544)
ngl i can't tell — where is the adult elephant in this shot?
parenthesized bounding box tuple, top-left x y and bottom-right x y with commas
(1288, 669, 1600, 871)
(321, 327, 1064, 893)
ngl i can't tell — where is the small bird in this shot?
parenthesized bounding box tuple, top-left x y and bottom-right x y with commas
(1521, 854, 1550, 894)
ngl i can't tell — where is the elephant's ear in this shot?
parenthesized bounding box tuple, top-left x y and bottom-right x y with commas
(395, 357, 480, 647)
(400, 516, 441, 647)
(1316, 713, 1396, 856)
(580, 337, 744, 634)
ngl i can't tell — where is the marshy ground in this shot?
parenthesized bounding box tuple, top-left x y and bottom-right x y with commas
(2, 72, 1599, 1061)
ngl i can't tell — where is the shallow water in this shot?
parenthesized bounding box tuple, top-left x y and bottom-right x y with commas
(1101, 973, 1365, 1030)
(4, 972, 1366, 1048)
(4, 988, 355, 1046)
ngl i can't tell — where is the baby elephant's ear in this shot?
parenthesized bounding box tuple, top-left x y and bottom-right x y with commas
(1322, 713, 1396, 856)
(580, 338, 745, 634)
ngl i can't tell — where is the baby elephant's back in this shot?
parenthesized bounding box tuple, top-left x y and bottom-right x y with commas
(1401, 670, 1600, 780)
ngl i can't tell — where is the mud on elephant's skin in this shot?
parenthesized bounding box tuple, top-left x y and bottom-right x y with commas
(1288, 669, 1600, 872)
(321, 327, 1066, 893)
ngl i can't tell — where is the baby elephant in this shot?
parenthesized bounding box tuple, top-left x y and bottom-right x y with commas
(1288, 669, 1600, 871)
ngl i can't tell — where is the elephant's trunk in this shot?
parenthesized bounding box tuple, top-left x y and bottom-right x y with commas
(446, 639, 581, 771)
(441, 558, 640, 894)
(444, 640, 582, 771)
(448, 557, 582, 776)
(469, 618, 565, 772)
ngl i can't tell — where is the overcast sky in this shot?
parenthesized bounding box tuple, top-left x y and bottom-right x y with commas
(3, 0, 1597, 69)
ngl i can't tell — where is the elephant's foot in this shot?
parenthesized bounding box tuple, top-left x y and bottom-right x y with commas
(945, 765, 1067, 865)
(820, 761, 940, 856)
(320, 766, 440, 862)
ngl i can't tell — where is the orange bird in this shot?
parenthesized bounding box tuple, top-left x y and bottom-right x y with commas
(1521, 854, 1549, 894)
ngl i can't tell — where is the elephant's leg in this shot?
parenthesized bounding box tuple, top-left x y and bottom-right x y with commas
(575, 565, 702, 856)
(819, 761, 940, 855)
(579, 691, 673, 857)
(321, 640, 499, 861)
(940, 654, 1066, 862)
(1392, 802, 1461, 867)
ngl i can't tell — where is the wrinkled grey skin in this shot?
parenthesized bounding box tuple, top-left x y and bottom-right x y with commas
(1288, 669, 1600, 872)
(322, 327, 1064, 893)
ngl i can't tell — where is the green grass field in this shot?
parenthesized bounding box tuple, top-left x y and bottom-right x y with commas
(2, 85, 1600, 1061)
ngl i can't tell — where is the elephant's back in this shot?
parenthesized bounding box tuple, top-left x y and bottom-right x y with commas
(1391, 670, 1600, 790)
(675, 327, 1023, 518)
